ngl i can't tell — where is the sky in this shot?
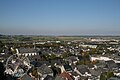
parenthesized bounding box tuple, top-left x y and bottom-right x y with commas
(0, 0, 120, 35)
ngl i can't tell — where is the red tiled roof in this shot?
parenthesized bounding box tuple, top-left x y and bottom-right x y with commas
(59, 71, 73, 80)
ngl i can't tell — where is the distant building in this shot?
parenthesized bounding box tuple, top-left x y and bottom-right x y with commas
(16, 48, 38, 57)
(79, 45, 97, 48)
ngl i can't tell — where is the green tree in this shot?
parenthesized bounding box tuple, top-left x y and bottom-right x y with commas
(50, 53, 56, 60)
(100, 71, 114, 80)
(0, 41, 4, 53)
(100, 72, 107, 80)
(31, 67, 39, 78)
(0, 41, 4, 47)
(61, 53, 68, 58)
(89, 48, 97, 54)
(107, 71, 114, 79)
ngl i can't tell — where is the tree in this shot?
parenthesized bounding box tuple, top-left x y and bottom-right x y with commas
(89, 48, 97, 54)
(50, 53, 56, 60)
(42, 53, 50, 61)
(107, 71, 114, 79)
(51, 66, 61, 77)
(0, 41, 4, 53)
(0, 62, 6, 80)
(0, 41, 3, 47)
(100, 71, 114, 80)
(31, 67, 39, 78)
(61, 53, 66, 58)
(100, 72, 107, 80)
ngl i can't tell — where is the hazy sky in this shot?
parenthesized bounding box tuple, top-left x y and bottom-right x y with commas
(0, 0, 120, 35)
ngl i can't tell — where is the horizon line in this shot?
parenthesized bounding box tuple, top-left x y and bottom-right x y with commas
(0, 33, 120, 37)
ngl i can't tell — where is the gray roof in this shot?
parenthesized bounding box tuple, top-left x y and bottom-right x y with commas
(50, 59, 62, 65)
(39, 61, 50, 66)
(65, 56, 78, 61)
(105, 60, 118, 69)
(44, 75, 54, 80)
(70, 71, 79, 76)
(95, 61, 106, 68)
(55, 76, 66, 80)
(21, 74, 33, 80)
(86, 64, 94, 68)
(18, 48, 36, 53)
(89, 69, 101, 76)
(109, 77, 120, 80)
(97, 67, 109, 73)
(37, 64, 53, 74)
(77, 65, 90, 74)
(77, 64, 88, 69)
